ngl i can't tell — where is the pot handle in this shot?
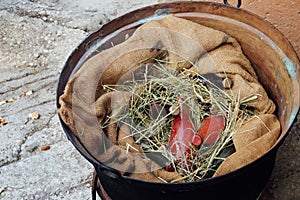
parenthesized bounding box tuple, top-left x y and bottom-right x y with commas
(223, 0, 242, 8)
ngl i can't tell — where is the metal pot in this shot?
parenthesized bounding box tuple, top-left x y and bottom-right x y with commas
(56, 1, 299, 200)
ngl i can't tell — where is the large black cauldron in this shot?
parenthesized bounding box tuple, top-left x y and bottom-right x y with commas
(57, 1, 300, 200)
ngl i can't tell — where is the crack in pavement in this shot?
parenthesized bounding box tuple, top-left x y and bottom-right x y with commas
(2, 3, 91, 33)
(17, 100, 56, 118)
(0, 70, 39, 85)
(0, 98, 56, 119)
(0, 76, 57, 97)
(0, 111, 57, 168)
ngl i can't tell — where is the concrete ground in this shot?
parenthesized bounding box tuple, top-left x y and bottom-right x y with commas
(0, 1, 299, 199)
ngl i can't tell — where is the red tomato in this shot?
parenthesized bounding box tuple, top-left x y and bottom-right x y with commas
(197, 116, 225, 145)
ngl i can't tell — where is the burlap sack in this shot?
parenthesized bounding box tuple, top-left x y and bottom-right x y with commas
(213, 114, 280, 177)
(193, 39, 276, 114)
(58, 14, 280, 182)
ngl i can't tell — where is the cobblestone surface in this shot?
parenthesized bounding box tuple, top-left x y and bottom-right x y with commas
(0, 1, 299, 199)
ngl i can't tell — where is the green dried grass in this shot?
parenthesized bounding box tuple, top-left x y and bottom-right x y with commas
(102, 60, 257, 182)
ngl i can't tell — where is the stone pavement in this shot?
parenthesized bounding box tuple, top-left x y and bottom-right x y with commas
(0, 1, 299, 199)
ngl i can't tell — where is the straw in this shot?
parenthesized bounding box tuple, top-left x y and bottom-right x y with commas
(103, 59, 257, 182)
